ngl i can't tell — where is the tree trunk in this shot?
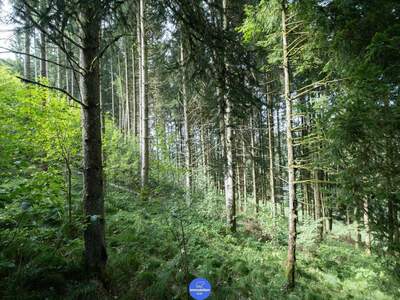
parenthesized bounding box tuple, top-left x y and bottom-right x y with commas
(200, 122, 208, 188)
(139, 0, 149, 189)
(70, 68, 74, 99)
(276, 106, 284, 215)
(180, 35, 192, 200)
(282, 1, 297, 289)
(328, 206, 333, 232)
(388, 196, 395, 248)
(250, 112, 258, 212)
(131, 45, 137, 136)
(124, 43, 130, 134)
(267, 78, 276, 218)
(24, 9, 31, 80)
(34, 30, 38, 79)
(241, 137, 247, 210)
(363, 198, 372, 255)
(314, 169, 323, 242)
(65, 52, 69, 95)
(80, 6, 106, 276)
(40, 13, 47, 79)
(222, 0, 236, 232)
(117, 53, 123, 130)
(111, 58, 115, 120)
(56, 47, 61, 88)
(346, 205, 351, 239)
(354, 207, 362, 248)
(65, 158, 72, 225)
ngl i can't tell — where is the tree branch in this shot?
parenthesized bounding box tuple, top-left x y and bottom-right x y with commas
(17, 76, 87, 108)
(0, 47, 80, 74)
(90, 34, 124, 71)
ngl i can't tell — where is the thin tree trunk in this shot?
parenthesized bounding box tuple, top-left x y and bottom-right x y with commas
(65, 159, 72, 225)
(137, 10, 142, 141)
(328, 206, 333, 232)
(33, 30, 38, 80)
(242, 137, 247, 211)
(346, 205, 351, 239)
(70, 68, 74, 99)
(282, 1, 297, 289)
(388, 196, 395, 248)
(56, 47, 61, 88)
(124, 41, 130, 134)
(180, 35, 192, 199)
(363, 198, 372, 255)
(355, 207, 362, 248)
(139, 0, 149, 189)
(40, 16, 47, 79)
(111, 58, 115, 120)
(24, 9, 31, 80)
(267, 78, 276, 218)
(200, 123, 208, 188)
(131, 45, 137, 136)
(250, 112, 258, 212)
(117, 53, 123, 130)
(276, 105, 284, 215)
(314, 169, 323, 242)
(65, 51, 69, 95)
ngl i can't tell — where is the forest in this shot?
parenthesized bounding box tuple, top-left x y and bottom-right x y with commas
(0, 0, 399, 299)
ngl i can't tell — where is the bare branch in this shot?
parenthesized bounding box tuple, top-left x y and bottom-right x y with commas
(90, 34, 124, 70)
(0, 47, 81, 74)
(16, 76, 87, 108)
(292, 78, 347, 100)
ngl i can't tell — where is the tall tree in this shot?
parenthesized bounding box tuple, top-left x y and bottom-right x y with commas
(139, 0, 149, 190)
(79, 1, 107, 277)
(23, 3, 31, 80)
(222, 0, 236, 232)
(180, 34, 192, 199)
(281, 0, 297, 288)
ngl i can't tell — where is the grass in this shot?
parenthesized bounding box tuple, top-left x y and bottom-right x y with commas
(1, 183, 399, 299)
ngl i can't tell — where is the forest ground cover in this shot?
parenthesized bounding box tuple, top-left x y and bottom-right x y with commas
(1, 181, 400, 299)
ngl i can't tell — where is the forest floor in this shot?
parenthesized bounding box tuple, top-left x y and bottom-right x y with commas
(1, 180, 399, 300)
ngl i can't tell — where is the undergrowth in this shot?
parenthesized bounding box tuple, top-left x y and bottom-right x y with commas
(1, 178, 400, 299)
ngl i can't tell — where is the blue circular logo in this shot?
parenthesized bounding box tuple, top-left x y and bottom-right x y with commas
(189, 278, 211, 300)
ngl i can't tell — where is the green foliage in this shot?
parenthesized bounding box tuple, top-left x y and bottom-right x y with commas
(1, 65, 399, 300)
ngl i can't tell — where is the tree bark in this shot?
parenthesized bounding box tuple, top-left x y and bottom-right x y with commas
(40, 32, 47, 77)
(180, 35, 192, 200)
(39, 0, 47, 79)
(314, 169, 323, 242)
(242, 137, 247, 210)
(222, 0, 236, 232)
(117, 53, 123, 130)
(200, 122, 208, 188)
(282, 1, 297, 289)
(33, 30, 38, 80)
(111, 58, 115, 120)
(24, 6, 31, 80)
(80, 4, 106, 276)
(363, 198, 372, 255)
(124, 41, 130, 134)
(131, 45, 137, 136)
(355, 207, 362, 248)
(266, 77, 276, 218)
(276, 105, 284, 215)
(56, 47, 61, 88)
(139, 0, 149, 189)
(250, 111, 258, 212)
